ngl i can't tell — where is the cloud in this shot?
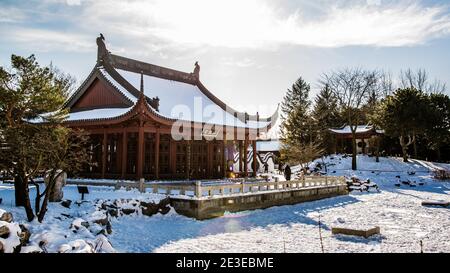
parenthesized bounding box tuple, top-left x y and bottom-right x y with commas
(1, 28, 94, 52)
(79, 0, 450, 49)
(222, 58, 255, 68)
(2, 0, 450, 53)
(0, 7, 27, 23)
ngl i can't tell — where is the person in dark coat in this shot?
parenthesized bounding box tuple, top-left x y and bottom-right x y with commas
(284, 164, 292, 181)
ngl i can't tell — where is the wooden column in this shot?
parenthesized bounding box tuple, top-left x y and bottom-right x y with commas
(170, 139, 176, 176)
(252, 140, 257, 177)
(137, 124, 144, 180)
(101, 131, 107, 179)
(155, 130, 160, 180)
(238, 140, 243, 172)
(186, 140, 191, 180)
(207, 142, 213, 178)
(121, 130, 128, 179)
(222, 139, 226, 178)
(244, 136, 248, 177)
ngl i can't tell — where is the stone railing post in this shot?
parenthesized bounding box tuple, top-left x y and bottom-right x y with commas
(195, 181, 202, 198)
(138, 178, 145, 193)
(241, 181, 245, 193)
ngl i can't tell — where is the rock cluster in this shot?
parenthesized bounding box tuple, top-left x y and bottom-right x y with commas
(95, 197, 172, 218)
(0, 209, 32, 253)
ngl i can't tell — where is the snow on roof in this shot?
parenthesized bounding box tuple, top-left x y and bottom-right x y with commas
(329, 125, 375, 134)
(65, 107, 133, 122)
(115, 69, 270, 129)
(257, 140, 280, 152)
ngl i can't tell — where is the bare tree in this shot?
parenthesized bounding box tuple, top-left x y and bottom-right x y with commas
(280, 140, 324, 172)
(400, 68, 447, 94)
(321, 68, 380, 170)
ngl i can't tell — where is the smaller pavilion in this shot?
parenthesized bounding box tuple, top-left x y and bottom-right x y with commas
(329, 125, 383, 154)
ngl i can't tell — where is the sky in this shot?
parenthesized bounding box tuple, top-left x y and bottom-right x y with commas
(1, 0, 450, 118)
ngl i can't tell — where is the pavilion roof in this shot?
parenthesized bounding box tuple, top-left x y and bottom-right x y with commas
(61, 35, 277, 130)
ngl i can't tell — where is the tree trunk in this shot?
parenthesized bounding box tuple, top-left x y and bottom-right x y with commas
(375, 144, 380, 163)
(15, 175, 34, 221)
(413, 136, 418, 159)
(436, 147, 441, 162)
(402, 145, 409, 163)
(351, 133, 357, 170)
(38, 170, 60, 223)
(14, 175, 27, 207)
(399, 135, 410, 163)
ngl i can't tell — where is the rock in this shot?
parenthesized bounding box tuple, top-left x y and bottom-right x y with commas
(0, 241, 3, 253)
(0, 225, 10, 239)
(19, 224, 31, 245)
(106, 221, 112, 235)
(61, 200, 72, 208)
(141, 202, 159, 217)
(159, 206, 171, 215)
(0, 198, 2, 205)
(107, 209, 118, 218)
(93, 217, 109, 226)
(71, 218, 90, 230)
(121, 208, 136, 215)
(159, 197, 171, 208)
(0, 211, 13, 223)
(44, 170, 67, 202)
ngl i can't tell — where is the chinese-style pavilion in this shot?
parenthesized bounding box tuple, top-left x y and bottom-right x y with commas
(329, 125, 383, 154)
(63, 35, 277, 181)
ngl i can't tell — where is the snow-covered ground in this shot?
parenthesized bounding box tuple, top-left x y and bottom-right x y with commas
(1, 155, 449, 253)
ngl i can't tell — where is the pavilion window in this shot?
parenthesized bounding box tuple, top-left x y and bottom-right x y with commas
(159, 135, 171, 175)
(89, 134, 102, 174)
(176, 142, 187, 175)
(106, 134, 119, 174)
(127, 133, 137, 174)
(144, 133, 156, 176)
(212, 142, 223, 178)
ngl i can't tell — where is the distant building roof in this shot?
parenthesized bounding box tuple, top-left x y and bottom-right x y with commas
(257, 140, 280, 152)
(329, 125, 384, 135)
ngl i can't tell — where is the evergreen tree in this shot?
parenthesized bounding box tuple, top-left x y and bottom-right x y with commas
(0, 55, 89, 222)
(312, 84, 343, 154)
(374, 88, 429, 162)
(280, 77, 312, 145)
(425, 93, 450, 161)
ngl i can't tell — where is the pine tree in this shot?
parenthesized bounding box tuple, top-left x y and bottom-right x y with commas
(0, 55, 89, 222)
(374, 88, 429, 162)
(280, 77, 312, 145)
(425, 93, 450, 161)
(312, 84, 343, 154)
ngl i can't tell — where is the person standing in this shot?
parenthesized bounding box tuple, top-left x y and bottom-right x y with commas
(284, 164, 292, 181)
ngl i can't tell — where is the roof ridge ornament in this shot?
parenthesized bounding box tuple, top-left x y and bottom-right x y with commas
(193, 61, 200, 80)
(96, 33, 110, 65)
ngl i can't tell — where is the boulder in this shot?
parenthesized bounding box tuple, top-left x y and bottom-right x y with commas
(106, 209, 118, 218)
(121, 208, 136, 215)
(159, 206, 171, 215)
(106, 221, 112, 235)
(141, 202, 159, 217)
(44, 170, 67, 202)
(61, 200, 72, 208)
(19, 224, 31, 245)
(93, 217, 109, 226)
(159, 197, 171, 208)
(0, 225, 10, 239)
(0, 211, 13, 223)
